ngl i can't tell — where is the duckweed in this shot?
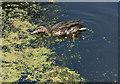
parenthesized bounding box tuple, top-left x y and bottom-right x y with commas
(2, 2, 86, 82)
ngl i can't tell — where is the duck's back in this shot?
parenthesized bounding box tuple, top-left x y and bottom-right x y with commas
(50, 21, 84, 35)
(50, 21, 79, 31)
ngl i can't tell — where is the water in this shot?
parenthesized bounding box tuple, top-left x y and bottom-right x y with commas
(51, 2, 118, 82)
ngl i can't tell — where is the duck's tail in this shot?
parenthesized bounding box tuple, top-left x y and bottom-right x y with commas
(31, 30, 37, 34)
(79, 27, 87, 31)
(76, 19, 85, 23)
(76, 20, 81, 22)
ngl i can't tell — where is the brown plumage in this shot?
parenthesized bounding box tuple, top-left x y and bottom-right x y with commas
(31, 20, 87, 36)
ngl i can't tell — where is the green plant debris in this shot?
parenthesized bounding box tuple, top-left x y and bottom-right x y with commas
(102, 37, 111, 43)
(2, 2, 86, 82)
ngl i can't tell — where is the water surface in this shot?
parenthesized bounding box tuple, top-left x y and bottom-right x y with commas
(52, 2, 118, 82)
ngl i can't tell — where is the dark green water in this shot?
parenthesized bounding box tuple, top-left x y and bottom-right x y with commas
(51, 2, 118, 82)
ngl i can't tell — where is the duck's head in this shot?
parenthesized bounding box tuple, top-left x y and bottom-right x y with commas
(31, 26, 49, 34)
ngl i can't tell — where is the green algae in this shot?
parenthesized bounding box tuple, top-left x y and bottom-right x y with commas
(2, 2, 86, 82)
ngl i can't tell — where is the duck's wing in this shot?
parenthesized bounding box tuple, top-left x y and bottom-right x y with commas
(50, 21, 79, 31)
(50, 21, 86, 36)
(68, 24, 87, 34)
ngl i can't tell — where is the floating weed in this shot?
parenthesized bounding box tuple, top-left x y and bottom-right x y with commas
(81, 35, 86, 40)
(55, 38, 63, 42)
(87, 28, 94, 34)
(78, 56, 82, 60)
(70, 43, 74, 48)
(102, 37, 107, 41)
(102, 37, 111, 44)
(2, 2, 85, 82)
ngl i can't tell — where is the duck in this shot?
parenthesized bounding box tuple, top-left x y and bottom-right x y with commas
(31, 20, 87, 39)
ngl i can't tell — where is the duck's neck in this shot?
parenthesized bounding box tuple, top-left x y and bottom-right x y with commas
(45, 28, 51, 34)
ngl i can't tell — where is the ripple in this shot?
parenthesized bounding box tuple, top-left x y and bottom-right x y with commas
(55, 2, 118, 82)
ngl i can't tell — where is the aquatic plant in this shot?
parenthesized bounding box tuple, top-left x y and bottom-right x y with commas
(2, 2, 86, 82)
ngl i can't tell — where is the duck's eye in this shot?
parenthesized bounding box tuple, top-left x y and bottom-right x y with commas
(37, 28, 40, 30)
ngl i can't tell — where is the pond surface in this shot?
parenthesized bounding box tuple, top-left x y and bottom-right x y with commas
(50, 2, 118, 82)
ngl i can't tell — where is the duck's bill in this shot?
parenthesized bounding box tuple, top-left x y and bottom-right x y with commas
(31, 31, 37, 34)
(79, 27, 87, 31)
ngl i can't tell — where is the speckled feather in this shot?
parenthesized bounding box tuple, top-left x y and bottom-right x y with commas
(31, 20, 87, 36)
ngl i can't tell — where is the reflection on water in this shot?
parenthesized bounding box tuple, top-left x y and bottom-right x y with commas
(52, 2, 118, 82)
